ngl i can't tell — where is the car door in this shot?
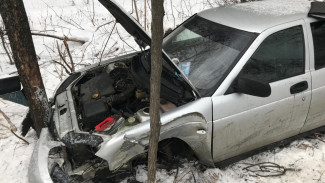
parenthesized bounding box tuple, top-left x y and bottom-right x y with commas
(211, 21, 311, 163)
(0, 75, 28, 106)
(301, 20, 325, 132)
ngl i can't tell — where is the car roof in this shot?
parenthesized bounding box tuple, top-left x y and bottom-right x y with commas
(198, 0, 314, 33)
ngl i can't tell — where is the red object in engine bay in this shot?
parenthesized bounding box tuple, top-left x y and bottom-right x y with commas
(95, 117, 115, 131)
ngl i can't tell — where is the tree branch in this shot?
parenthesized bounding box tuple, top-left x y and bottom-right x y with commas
(56, 40, 72, 72)
(32, 32, 85, 44)
(0, 28, 14, 65)
(63, 37, 75, 72)
(0, 109, 17, 132)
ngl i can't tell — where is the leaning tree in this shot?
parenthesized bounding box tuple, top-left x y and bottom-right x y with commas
(0, 0, 50, 137)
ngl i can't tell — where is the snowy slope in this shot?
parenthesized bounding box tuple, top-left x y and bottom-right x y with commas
(1, 0, 325, 182)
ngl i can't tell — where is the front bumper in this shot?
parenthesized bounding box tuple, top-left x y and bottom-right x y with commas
(28, 128, 64, 183)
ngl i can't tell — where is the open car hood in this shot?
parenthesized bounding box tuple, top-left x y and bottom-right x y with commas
(98, 0, 200, 97)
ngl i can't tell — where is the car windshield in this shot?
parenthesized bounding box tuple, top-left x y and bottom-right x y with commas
(163, 16, 257, 96)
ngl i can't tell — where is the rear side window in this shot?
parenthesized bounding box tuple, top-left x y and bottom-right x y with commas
(311, 21, 325, 70)
(239, 26, 305, 83)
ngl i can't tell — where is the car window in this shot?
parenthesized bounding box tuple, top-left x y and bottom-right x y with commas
(311, 21, 325, 70)
(163, 16, 257, 96)
(239, 25, 305, 83)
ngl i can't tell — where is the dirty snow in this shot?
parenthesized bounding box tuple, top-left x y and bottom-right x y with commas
(1, 0, 325, 182)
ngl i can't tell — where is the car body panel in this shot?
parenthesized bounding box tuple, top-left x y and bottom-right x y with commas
(28, 128, 64, 183)
(95, 97, 214, 170)
(212, 19, 312, 162)
(301, 18, 325, 133)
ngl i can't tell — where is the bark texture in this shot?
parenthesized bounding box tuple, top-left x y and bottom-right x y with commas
(0, 0, 50, 137)
(147, 0, 164, 182)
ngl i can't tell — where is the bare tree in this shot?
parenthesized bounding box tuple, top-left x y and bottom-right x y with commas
(0, 0, 50, 137)
(147, 0, 164, 182)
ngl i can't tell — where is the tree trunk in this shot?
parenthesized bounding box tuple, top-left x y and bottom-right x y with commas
(0, 0, 50, 137)
(147, 0, 164, 182)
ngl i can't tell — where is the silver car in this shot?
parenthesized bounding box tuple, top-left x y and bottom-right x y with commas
(1, 0, 325, 182)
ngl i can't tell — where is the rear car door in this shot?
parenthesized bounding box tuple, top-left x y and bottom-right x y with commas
(212, 21, 311, 163)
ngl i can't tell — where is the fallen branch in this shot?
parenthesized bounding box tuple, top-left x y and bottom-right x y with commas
(314, 171, 325, 182)
(0, 115, 29, 145)
(32, 32, 85, 44)
(314, 133, 325, 143)
(0, 121, 10, 129)
(11, 129, 29, 145)
(243, 162, 299, 177)
(3, 29, 85, 44)
(0, 109, 17, 131)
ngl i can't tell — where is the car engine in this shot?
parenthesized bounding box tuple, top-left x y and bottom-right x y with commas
(71, 54, 191, 134)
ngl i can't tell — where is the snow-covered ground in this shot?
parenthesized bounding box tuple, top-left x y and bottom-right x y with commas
(1, 0, 325, 182)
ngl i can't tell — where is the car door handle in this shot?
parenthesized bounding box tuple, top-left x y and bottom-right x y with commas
(290, 81, 308, 94)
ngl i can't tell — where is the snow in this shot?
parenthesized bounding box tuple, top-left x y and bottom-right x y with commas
(1, 0, 325, 182)
(234, 0, 311, 16)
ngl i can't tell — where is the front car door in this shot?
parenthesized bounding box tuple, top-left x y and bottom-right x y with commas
(212, 20, 312, 163)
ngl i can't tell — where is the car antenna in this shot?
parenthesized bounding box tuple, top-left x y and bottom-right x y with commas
(98, 22, 117, 66)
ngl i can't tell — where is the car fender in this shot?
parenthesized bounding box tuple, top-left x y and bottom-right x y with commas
(95, 97, 214, 170)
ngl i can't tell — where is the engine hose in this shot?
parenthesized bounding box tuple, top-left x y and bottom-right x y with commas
(106, 84, 135, 105)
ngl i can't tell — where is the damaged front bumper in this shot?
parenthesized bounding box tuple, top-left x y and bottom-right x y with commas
(28, 128, 64, 183)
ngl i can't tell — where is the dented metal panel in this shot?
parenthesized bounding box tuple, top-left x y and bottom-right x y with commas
(95, 97, 213, 170)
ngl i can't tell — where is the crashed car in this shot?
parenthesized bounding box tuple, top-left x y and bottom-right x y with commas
(2, 0, 325, 182)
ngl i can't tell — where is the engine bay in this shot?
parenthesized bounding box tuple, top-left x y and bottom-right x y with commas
(72, 54, 194, 134)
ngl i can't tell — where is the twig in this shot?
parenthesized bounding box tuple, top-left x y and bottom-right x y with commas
(191, 170, 197, 183)
(0, 115, 29, 144)
(315, 171, 325, 182)
(56, 40, 72, 72)
(99, 22, 116, 65)
(116, 28, 137, 52)
(176, 169, 192, 183)
(95, 20, 114, 32)
(243, 162, 299, 177)
(46, 4, 85, 30)
(52, 60, 71, 74)
(173, 166, 179, 183)
(0, 109, 17, 132)
(144, 0, 147, 31)
(0, 28, 14, 65)
(314, 133, 325, 143)
(63, 37, 75, 72)
(10, 129, 29, 145)
(0, 122, 10, 129)
(133, 0, 140, 23)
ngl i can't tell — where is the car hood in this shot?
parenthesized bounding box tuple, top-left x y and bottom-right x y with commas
(98, 0, 200, 97)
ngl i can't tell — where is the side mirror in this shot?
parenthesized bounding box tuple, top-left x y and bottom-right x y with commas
(164, 28, 173, 37)
(235, 77, 271, 97)
(0, 76, 21, 95)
